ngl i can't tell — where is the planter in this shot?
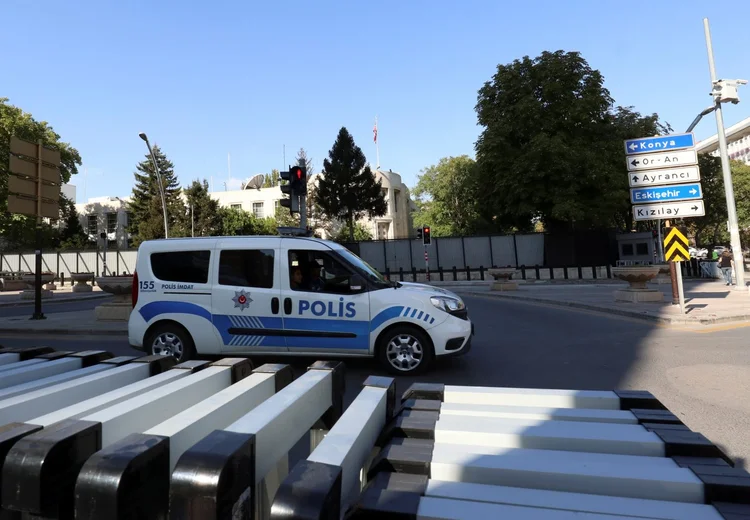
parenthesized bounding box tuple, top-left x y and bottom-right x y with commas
(94, 276, 134, 321)
(19, 273, 55, 299)
(650, 263, 673, 285)
(71, 272, 95, 293)
(488, 268, 521, 291)
(611, 266, 663, 303)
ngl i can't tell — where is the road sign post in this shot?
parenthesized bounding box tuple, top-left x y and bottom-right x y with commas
(664, 225, 690, 315)
(7, 137, 62, 321)
(624, 132, 703, 307)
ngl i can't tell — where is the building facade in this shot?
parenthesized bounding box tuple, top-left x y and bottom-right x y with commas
(696, 115, 750, 164)
(71, 167, 416, 245)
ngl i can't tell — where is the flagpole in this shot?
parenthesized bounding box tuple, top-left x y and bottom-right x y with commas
(374, 116, 380, 169)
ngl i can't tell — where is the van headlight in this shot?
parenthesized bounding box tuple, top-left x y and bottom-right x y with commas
(430, 296, 465, 313)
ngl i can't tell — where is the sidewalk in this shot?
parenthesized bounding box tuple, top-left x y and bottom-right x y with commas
(454, 279, 750, 326)
(0, 309, 128, 335)
(0, 286, 111, 308)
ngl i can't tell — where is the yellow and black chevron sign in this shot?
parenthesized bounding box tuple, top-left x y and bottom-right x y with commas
(664, 226, 690, 262)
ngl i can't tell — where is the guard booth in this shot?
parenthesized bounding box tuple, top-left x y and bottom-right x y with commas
(616, 231, 657, 265)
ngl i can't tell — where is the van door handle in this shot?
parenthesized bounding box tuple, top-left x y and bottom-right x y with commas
(284, 297, 292, 315)
(271, 297, 279, 315)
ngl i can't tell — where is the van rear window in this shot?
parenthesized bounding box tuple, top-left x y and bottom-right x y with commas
(150, 250, 211, 283)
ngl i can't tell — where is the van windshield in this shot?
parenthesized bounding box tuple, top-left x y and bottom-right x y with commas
(336, 248, 389, 285)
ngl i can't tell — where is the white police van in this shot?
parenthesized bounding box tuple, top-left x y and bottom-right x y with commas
(128, 236, 473, 374)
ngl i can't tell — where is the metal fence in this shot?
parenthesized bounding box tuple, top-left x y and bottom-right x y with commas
(343, 233, 546, 273)
(0, 250, 137, 280)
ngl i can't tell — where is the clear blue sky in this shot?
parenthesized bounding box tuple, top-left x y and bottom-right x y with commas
(3, 0, 749, 202)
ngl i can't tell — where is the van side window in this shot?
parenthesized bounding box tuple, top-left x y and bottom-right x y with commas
(219, 249, 274, 288)
(151, 250, 211, 283)
(288, 250, 355, 295)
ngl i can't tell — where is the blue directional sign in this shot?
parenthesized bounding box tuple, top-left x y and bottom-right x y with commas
(624, 133, 695, 156)
(630, 182, 703, 204)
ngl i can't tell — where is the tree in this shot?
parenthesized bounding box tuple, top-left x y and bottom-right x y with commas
(220, 207, 277, 236)
(127, 146, 187, 244)
(690, 157, 750, 246)
(474, 50, 670, 233)
(333, 222, 372, 243)
(0, 98, 82, 249)
(275, 205, 299, 228)
(184, 179, 221, 236)
(58, 194, 90, 249)
(412, 156, 486, 237)
(261, 169, 280, 188)
(316, 127, 387, 241)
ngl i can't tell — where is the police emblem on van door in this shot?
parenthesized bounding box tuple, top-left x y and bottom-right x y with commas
(232, 290, 253, 311)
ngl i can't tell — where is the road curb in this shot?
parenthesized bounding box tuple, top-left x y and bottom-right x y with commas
(0, 293, 111, 308)
(0, 327, 127, 336)
(460, 291, 750, 326)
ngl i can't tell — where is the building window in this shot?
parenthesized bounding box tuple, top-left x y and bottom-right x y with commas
(394, 190, 400, 213)
(218, 249, 274, 288)
(125, 212, 133, 230)
(87, 215, 97, 235)
(106, 212, 117, 233)
(150, 250, 211, 283)
(636, 243, 649, 256)
(253, 202, 263, 219)
(622, 244, 634, 256)
(230, 204, 242, 210)
(274, 200, 280, 213)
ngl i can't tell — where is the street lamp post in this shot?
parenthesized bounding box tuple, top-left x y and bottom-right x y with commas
(138, 132, 169, 239)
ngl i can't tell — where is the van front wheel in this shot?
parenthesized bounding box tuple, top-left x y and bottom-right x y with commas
(146, 323, 196, 363)
(377, 326, 434, 375)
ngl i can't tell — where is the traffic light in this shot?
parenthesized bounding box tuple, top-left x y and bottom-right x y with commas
(280, 168, 300, 214)
(416, 228, 423, 240)
(422, 226, 431, 245)
(290, 165, 307, 195)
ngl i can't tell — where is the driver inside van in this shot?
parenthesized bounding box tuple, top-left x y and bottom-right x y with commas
(290, 267, 303, 289)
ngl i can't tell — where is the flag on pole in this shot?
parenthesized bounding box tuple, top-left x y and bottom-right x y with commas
(373, 118, 378, 143)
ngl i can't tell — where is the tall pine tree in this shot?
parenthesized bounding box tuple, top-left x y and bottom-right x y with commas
(127, 145, 186, 244)
(184, 179, 221, 236)
(316, 127, 387, 241)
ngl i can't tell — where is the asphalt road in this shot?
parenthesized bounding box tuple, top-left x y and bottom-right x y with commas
(2, 293, 748, 469)
(0, 296, 110, 318)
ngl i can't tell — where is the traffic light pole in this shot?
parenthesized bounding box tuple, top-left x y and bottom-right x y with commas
(298, 158, 307, 231)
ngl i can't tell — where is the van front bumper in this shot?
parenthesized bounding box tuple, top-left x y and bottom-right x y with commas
(431, 316, 473, 358)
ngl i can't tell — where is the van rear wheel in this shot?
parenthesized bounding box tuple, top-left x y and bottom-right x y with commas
(377, 325, 434, 375)
(146, 323, 196, 363)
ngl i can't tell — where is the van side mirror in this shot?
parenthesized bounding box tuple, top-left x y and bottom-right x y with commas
(349, 274, 364, 292)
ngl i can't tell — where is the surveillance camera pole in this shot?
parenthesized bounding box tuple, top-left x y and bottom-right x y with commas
(704, 18, 745, 288)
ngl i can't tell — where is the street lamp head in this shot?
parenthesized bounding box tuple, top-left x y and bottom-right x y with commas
(138, 132, 148, 142)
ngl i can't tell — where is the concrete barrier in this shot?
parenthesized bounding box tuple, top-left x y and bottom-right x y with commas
(0, 347, 747, 520)
(344, 383, 749, 519)
(169, 360, 345, 520)
(270, 375, 396, 519)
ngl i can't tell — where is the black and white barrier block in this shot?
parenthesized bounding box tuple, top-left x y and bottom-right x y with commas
(0, 357, 252, 519)
(73, 363, 295, 520)
(270, 375, 396, 520)
(347, 383, 750, 519)
(169, 360, 345, 520)
(0, 346, 55, 367)
(0, 350, 114, 391)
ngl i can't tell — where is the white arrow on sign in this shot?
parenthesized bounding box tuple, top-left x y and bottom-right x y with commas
(632, 200, 705, 222)
(626, 149, 698, 172)
(629, 165, 701, 187)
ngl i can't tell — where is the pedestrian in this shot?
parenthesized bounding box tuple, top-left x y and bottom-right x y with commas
(718, 250, 734, 286)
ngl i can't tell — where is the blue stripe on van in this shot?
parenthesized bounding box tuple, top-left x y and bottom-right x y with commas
(139, 302, 423, 350)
